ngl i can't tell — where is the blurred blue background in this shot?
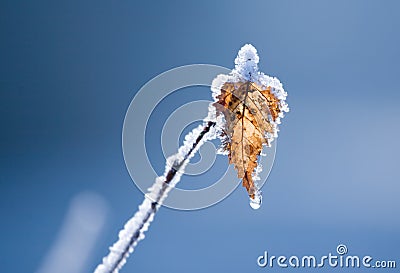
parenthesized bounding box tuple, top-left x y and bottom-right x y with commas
(1, 0, 399, 272)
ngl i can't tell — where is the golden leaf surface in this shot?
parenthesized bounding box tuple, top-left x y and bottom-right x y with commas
(214, 81, 281, 199)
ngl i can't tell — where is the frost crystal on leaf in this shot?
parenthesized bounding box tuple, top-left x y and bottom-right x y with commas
(211, 44, 289, 208)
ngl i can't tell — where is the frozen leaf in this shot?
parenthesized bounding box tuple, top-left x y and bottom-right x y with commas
(214, 81, 282, 199)
(211, 44, 289, 201)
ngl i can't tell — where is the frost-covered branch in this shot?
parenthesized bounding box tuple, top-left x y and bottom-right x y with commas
(94, 121, 216, 273)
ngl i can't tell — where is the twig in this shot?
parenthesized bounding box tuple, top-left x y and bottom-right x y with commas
(94, 121, 216, 273)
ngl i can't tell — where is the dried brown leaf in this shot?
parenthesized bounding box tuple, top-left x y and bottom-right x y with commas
(213, 81, 281, 199)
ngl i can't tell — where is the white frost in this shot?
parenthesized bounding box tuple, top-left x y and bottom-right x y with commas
(249, 190, 262, 210)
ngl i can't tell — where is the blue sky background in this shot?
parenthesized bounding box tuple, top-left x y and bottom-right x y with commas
(1, 0, 400, 272)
